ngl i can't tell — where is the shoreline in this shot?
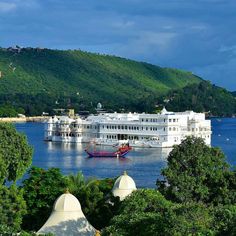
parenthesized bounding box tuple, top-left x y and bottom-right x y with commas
(0, 116, 47, 123)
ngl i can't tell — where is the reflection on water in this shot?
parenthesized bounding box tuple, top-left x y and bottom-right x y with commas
(15, 122, 171, 188)
(45, 141, 171, 188)
(15, 118, 236, 188)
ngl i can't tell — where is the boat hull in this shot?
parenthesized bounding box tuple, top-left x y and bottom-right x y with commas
(85, 149, 129, 158)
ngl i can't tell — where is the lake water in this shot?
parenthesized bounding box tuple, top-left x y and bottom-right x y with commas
(15, 118, 236, 188)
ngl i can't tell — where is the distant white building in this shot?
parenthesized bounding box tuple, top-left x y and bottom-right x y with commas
(37, 192, 97, 236)
(112, 171, 137, 201)
(44, 108, 211, 148)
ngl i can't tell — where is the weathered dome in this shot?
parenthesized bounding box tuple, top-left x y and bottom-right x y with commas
(112, 171, 137, 201)
(37, 192, 96, 236)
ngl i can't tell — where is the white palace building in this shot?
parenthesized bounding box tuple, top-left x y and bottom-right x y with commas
(44, 108, 211, 148)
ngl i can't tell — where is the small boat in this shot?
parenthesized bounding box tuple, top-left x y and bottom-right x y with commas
(85, 144, 131, 158)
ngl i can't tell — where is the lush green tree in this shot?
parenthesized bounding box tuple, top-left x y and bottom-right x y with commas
(102, 189, 214, 236)
(66, 173, 117, 230)
(0, 123, 33, 183)
(102, 189, 176, 236)
(0, 185, 27, 232)
(66, 171, 85, 193)
(157, 137, 233, 205)
(173, 202, 214, 236)
(0, 105, 18, 117)
(21, 167, 68, 231)
(212, 204, 236, 236)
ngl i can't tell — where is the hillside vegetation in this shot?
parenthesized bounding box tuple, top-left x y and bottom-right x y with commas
(161, 81, 236, 116)
(0, 47, 200, 115)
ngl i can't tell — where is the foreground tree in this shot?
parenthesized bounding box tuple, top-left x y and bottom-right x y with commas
(66, 172, 117, 230)
(0, 123, 33, 183)
(22, 167, 68, 231)
(0, 185, 26, 232)
(0, 123, 33, 234)
(212, 204, 236, 236)
(102, 189, 214, 236)
(157, 137, 234, 205)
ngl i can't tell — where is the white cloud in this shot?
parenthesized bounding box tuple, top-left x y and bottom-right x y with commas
(0, 0, 39, 13)
(0, 2, 17, 12)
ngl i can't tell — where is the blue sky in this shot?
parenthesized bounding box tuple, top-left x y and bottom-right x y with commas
(0, 0, 235, 91)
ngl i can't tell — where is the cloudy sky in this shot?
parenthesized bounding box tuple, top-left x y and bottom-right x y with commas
(0, 0, 235, 90)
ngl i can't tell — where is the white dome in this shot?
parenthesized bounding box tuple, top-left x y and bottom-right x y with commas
(161, 107, 167, 115)
(112, 171, 137, 201)
(53, 193, 82, 212)
(37, 192, 96, 236)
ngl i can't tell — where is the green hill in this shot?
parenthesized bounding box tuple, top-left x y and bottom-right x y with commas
(0, 47, 201, 115)
(161, 81, 236, 116)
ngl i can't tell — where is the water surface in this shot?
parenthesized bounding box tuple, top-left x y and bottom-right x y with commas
(15, 118, 236, 188)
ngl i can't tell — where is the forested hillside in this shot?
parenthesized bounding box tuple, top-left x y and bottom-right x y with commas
(0, 47, 235, 116)
(0, 47, 200, 115)
(161, 81, 236, 116)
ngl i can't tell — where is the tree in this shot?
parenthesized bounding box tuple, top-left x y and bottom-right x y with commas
(0, 123, 33, 183)
(157, 136, 233, 205)
(66, 171, 85, 193)
(102, 189, 214, 236)
(21, 167, 68, 231)
(0, 185, 26, 232)
(102, 189, 176, 236)
(66, 173, 117, 230)
(212, 204, 236, 236)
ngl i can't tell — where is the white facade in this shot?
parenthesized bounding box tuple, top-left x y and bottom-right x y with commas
(44, 108, 211, 148)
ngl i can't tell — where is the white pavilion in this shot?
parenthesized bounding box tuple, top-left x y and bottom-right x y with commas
(37, 191, 98, 236)
(112, 171, 137, 201)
